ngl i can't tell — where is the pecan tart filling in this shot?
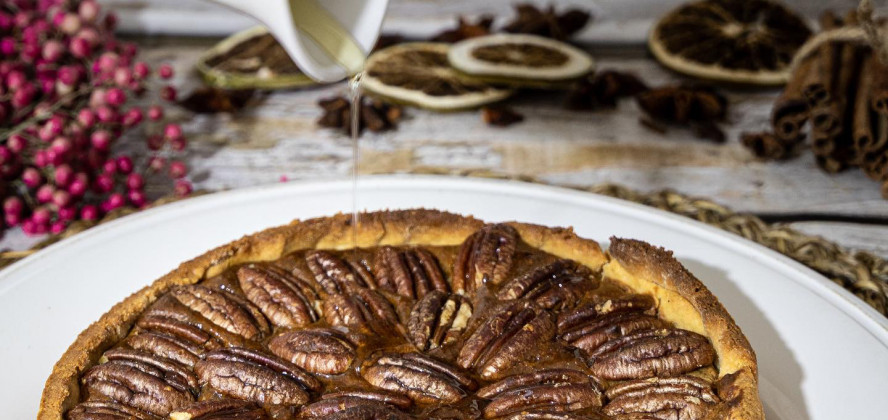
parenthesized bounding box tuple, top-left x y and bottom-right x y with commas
(39, 210, 762, 420)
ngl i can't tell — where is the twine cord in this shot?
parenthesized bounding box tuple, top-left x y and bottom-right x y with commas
(789, 0, 888, 73)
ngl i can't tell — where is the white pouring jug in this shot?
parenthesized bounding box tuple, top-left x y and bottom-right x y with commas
(208, 0, 389, 83)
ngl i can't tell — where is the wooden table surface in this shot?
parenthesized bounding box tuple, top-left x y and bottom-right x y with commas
(4, 6, 887, 258)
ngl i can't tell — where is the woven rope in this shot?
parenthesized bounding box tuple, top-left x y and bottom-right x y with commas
(2, 176, 886, 316)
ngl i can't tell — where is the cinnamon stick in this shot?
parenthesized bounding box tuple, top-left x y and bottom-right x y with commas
(771, 55, 815, 142)
(870, 56, 888, 116)
(809, 11, 846, 161)
(853, 52, 877, 159)
(830, 11, 866, 165)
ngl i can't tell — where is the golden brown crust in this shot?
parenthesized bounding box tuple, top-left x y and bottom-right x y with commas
(605, 237, 763, 420)
(38, 209, 760, 419)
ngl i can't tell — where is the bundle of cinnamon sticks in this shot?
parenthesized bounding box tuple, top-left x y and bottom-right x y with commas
(753, 10, 888, 198)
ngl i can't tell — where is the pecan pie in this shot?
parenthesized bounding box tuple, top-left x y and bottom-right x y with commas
(39, 209, 763, 419)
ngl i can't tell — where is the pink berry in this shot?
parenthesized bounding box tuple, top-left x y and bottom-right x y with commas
(5, 70, 25, 90)
(78, 0, 99, 22)
(60, 13, 81, 35)
(5, 213, 20, 227)
(163, 123, 182, 140)
(147, 105, 163, 120)
(75, 27, 99, 46)
(69, 36, 90, 58)
(11, 84, 34, 107)
(102, 159, 117, 174)
(0, 37, 16, 55)
(169, 137, 187, 151)
(57, 65, 80, 85)
(89, 88, 106, 108)
(114, 157, 132, 175)
(95, 105, 117, 123)
(3, 196, 23, 215)
(95, 173, 114, 192)
(168, 161, 187, 179)
(36, 184, 54, 203)
(54, 164, 73, 187)
(158, 64, 174, 79)
(0, 146, 12, 165)
(279, 175, 288, 182)
(127, 189, 146, 207)
(31, 207, 51, 225)
(133, 62, 150, 79)
(174, 179, 192, 197)
(50, 220, 66, 234)
(22, 167, 42, 188)
(80, 205, 98, 221)
(34, 150, 48, 167)
(57, 206, 76, 221)
(125, 173, 144, 190)
(67, 178, 87, 196)
(77, 108, 96, 128)
(41, 39, 64, 62)
(146, 134, 163, 151)
(113, 67, 132, 86)
(21, 219, 36, 235)
(105, 192, 125, 210)
(148, 156, 166, 172)
(90, 130, 111, 151)
(96, 52, 119, 74)
(52, 190, 71, 207)
(160, 85, 177, 101)
(105, 88, 126, 106)
(122, 107, 142, 126)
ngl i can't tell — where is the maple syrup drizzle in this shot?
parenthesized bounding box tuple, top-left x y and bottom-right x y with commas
(349, 72, 363, 250)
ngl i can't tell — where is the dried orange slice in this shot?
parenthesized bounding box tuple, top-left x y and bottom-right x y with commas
(362, 43, 513, 111)
(649, 0, 811, 85)
(448, 34, 594, 88)
(197, 26, 316, 90)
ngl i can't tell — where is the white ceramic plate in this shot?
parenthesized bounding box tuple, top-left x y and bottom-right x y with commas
(2, 176, 886, 419)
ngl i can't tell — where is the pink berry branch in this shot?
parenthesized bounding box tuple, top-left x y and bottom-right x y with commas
(0, 0, 191, 236)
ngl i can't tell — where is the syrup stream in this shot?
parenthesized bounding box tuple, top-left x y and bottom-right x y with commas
(348, 73, 363, 250)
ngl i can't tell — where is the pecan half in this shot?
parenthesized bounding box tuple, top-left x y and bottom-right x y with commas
(453, 224, 517, 294)
(170, 285, 271, 341)
(169, 399, 268, 420)
(407, 290, 473, 351)
(317, 405, 414, 420)
(603, 375, 719, 419)
(361, 352, 476, 404)
(457, 301, 555, 379)
(477, 369, 603, 418)
(323, 287, 404, 336)
(497, 259, 596, 310)
(238, 263, 321, 328)
(136, 312, 226, 350)
(68, 401, 160, 420)
(126, 330, 202, 367)
(556, 294, 656, 333)
(82, 353, 195, 416)
(559, 312, 669, 353)
(375, 246, 448, 299)
(103, 348, 198, 391)
(588, 329, 716, 380)
(268, 328, 359, 375)
(306, 250, 375, 294)
(299, 390, 412, 418)
(195, 347, 321, 406)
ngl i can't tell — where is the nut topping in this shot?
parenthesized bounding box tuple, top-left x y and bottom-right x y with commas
(477, 369, 603, 418)
(407, 290, 473, 351)
(126, 330, 202, 367)
(82, 353, 195, 416)
(453, 224, 517, 294)
(323, 287, 404, 336)
(559, 312, 669, 353)
(68, 401, 160, 420)
(298, 390, 412, 418)
(238, 263, 321, 328)
(136, 313, 225, 350)
(603, 375, 719, 419)
(268, 328, 359, 375)
(361, 352, 477, 404)
(556, 295, 656, 333)
(170, 285, 271, 341)
(457, 301, 555, 379)
(102, 348, 198, 391)
(306, 250, 375, 294)
(375, 246, 449, 299)
(497, 259, 596, 310)
(170, 399, 268, 420)
(309, 405, 414, 420)
(588, 329, 716, 380)
(195, 347, 321, 406)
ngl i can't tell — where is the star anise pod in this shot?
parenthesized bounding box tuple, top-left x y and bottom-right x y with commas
(431, 16, 494, 43)
(481, 105, 524, 127)
(566, 70, 649, 110)
(179, 87, 256, 114)
(502, 4, 591, 41)
(636, 84, 728, 143)
(741, 131, 795, 160)
(317, 96, 403, 136)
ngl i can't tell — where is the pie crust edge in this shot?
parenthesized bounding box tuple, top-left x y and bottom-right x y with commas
(37, 208, 763, 419)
